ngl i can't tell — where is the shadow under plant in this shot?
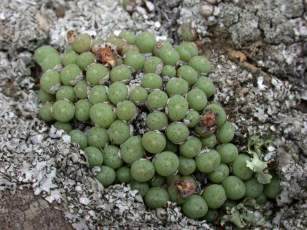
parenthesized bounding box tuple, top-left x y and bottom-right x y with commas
(0, 0, 306, 229)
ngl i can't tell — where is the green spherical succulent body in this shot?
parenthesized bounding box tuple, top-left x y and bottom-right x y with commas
(40, 70, 61, 94)
(153, 151, 179, 176)
(222, 176, 246, 200)
(72, 33, 92, 53)
(52, 100, 75, 122)
(141, 131, 166, 154)
(90, 103, 115, 128)
(108, 82, 128, 105)
(116, 100, 137, 121)
(129, 86, 148, 105)
(34, 45, 58, 64)
(208, 164, 229, 183)
(232, 154, 253, 180)
(116, 166, 131, 183)
(144, 56, 163, 74)
(40, 53, 61, 72)
(119, 31, 136, 44)
(180, 41, 198, 57)
(75, 99, 90, 122)
(74, 80, 88, 99)
(159, 46, 180, 66)
(195, 77, 215, 98)
(84, 146, 103, 167)
(176, 45, 192, 62)
(69, 129, 87, 149)
(62, 50, 78, 66)
(179, 157, 196, 176)
(146, 89, 168, 110)
(182, 195, 208, 219)
(189, 56, 211, 74)
(130, 159, 155, 182)
(161, 65, 176, 77)
(120, 136, 144, 164)
(56, 86, 76, 102)
(201, 134, 217, 148)
(87, 127, 108, 149)
(103, 145, 123, 169)
(180, 136, 202, 158)
(142, 73, 162, 90)
(135, 32, 156, 53)
(124, 51, 145, 71)
(53, 122, 72, 133)
(177, 65, 198, 86)
(110, 64, 132, 82)
(217, 121, 235, 143)
(166, 122, 189, 144)
(264, 177, 281, 199)
(202, 184, 227, 209)
(187, 88, 207, 112)
(145, 187, 169, 209)
(245, 178, 264, 198)
(146, 111, 168, 130)
(130, 181, 149, 196)
(217, 143, 238, 164)
(96, 166, 116, 187)
(86, 63, 109, 85)
(76, 51, 95, 70)
(107, 120, 131, 145)
(166, 78, 189, 96)
(196, 150, 221, 173)
(38, 89, 54, 103)
(60, 64, 82, 86)
(166, 95, 189, 121)
(184, 109, 200, 128)
(39, 102, 53, 121)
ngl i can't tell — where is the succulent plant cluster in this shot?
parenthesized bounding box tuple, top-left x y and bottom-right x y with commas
(35, 31, 280, 221)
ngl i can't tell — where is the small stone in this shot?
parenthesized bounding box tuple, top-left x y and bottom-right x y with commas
(200, 4, 214, 17)
(156, 208, 167, 220)
(62, 134, 71, 143)
(145, 1, 155, 12)
(79, 196, 91, 205)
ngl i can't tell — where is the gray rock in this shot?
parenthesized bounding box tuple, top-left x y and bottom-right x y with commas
(181, 0, 307, 87)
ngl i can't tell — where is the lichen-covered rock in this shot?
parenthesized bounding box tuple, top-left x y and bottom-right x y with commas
(179, 0, 307, 89)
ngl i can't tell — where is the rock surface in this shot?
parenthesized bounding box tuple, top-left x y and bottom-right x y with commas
(178, 0, 307, 95)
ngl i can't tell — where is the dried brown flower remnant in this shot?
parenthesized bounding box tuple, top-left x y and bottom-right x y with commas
(194, 111, 217, 137)
(178, 22, 198, 41)
(195, 39, 206, 54)
(175, 178, 197, 197)
(67, 30, 77, 44)
(201, 111, 216, 130)
(227, 48, 247, 63)
(155, 41, 164, 50)
(96, 46, 116, 67)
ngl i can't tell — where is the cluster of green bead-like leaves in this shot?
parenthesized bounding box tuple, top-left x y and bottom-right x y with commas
(36, 31, 280, 221)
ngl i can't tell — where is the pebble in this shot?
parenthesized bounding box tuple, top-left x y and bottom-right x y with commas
(80, 196, 91, 205)
(200, 4, 214, 17)
(144, 1, 155, 12)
